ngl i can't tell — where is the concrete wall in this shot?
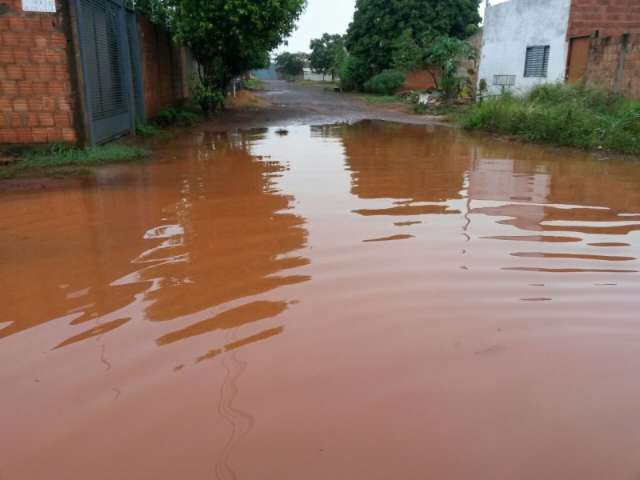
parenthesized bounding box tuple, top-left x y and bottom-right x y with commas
(568, 0, 640, 38)
(0, 0, 78, 144)
(478, 0, 572, 95)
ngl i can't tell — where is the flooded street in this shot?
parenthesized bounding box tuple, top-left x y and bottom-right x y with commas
(3, 118, 640, 479)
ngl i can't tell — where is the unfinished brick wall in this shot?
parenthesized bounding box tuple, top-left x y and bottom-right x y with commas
(0, 0, 78, 144)
(569, 0, 640, 38)
(586, 33, 640, 98)
(138, 16, 187, 119)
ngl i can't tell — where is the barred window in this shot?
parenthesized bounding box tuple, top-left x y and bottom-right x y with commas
(524, 46, 550, 78)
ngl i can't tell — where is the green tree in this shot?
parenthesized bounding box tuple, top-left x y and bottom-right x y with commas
(167, 0, 306, 93)
(423, 35, 475, 98)
(346, 0, 480, 71)
(391, 29, 423, 72)
(309, 34, 344, 80)
(275, 52, 306, 77)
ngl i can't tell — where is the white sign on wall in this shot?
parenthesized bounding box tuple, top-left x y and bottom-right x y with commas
(21, 0, 56, 13)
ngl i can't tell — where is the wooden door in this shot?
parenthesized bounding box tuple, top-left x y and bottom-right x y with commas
(567, 37, 590, 83)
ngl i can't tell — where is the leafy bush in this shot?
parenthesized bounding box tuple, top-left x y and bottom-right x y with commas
(462, 83, 640, 155)
(154, 107, 202, 128)
(364, 69, 406, 95)
(340, 55, 370, 91)
(154, 108, 179, 127)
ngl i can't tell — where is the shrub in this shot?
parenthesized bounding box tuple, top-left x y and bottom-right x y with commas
(340, 55, 370, 91)
(462, 83, 640, 155)
(364, 69, 406, 95)
(154, 107, 202, 128)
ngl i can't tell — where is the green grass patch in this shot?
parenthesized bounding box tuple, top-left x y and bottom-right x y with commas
(0, 143, 149, 180)
(462, 83, 640, 155)
(245, 78, 266, 91)
(135, 122, 170, 139)
(297, 79, 339, 88)
(361, 94, 403, 104)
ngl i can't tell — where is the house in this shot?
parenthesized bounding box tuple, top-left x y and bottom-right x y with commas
(477, 0, 640, 95)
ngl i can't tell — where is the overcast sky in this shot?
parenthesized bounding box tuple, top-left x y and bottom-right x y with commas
(281, 0, 495, 53)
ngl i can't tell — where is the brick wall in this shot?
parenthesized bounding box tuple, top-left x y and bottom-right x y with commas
(138, 16, 188, 119)
(585, 33, 640, 98)
(0, 0, 78, 144)
(569, 0, 640, 38)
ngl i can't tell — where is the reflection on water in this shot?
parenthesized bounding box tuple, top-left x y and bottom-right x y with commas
(2, 121, 640, 480)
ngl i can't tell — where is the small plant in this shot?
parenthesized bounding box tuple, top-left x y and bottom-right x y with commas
(153, 107, 202, 128)
(135, 122, 166, 138)
(155, 107, 178, 127)
(190, 75, 225, 117)
(245, 78, 265, 91)
(364, 69, 406, 95)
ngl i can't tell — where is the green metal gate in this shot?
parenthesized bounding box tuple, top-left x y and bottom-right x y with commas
(73, 0, 143, 144)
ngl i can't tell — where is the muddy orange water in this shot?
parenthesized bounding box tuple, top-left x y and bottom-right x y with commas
(2, 121, 640, 479)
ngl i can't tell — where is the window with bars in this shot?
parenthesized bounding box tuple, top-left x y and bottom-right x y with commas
(524, 46, 550, 78)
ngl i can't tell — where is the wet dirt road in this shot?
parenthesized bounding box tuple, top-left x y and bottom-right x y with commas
(202, 79, 445, 130)
(2, 102, 640, 479)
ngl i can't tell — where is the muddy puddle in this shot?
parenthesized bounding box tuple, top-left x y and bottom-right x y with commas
(2, 121, 640, 479)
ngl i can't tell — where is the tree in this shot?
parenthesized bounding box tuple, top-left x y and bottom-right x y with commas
(275, 52, 306, 77)
(167, 0, 307, 93)
(309, 34, 344, 80)
(346, 0, 481, 72)
(391, 29, 423, 72)
(423, 35, 476, 98)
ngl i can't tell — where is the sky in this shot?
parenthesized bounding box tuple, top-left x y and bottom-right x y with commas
(281, 0, 498, 53)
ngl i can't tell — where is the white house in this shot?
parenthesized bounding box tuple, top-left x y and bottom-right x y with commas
(478, 0, 573, 95)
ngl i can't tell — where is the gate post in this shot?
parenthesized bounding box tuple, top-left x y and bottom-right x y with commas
(65, 0, 92, 146)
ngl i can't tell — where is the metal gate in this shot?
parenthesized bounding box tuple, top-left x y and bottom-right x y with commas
(74, 0, 143, 144)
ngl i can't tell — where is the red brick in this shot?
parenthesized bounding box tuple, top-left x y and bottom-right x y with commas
(62, 128, 77, 143)
(0, 81, 18, 96)
(9, 112, 25, 127)
(17, 129, 33, 143)
(13, 99, 28, 112)
(17, 82, 34, 96)
(33, 35, 48, 48)
(32, 128, 48, 142)
(6, 65, 23, 80)
(8, 17, 26, 30)
(42, 97, 57, 112)
(32, 82, 48, 95)
(0, 49, 13, 63)
(27, 113, 40, 127)
(31, 50, 47, 64)
(0, 98, 12, 112)
(54, 112, 72, 127)
(0, 129, 17, 143)
(38, 113, 55, 127)
(45, 127, 60, 142)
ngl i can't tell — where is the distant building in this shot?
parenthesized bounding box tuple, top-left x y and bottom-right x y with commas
(478, 0, 640, 95)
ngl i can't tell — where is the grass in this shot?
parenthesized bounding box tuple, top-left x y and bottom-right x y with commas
(0, 143, 149, 179)
(462, 83, 640, 155)
(245, 78, 266, 91)
(135, 122, 170, 139)
(297, 79, 339, 88)
(361, 94, 403, 104)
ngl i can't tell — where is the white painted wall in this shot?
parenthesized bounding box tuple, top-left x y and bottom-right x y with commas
(478, 0, 572, 95)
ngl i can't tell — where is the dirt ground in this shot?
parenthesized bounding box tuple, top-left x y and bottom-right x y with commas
(203, 80, 447, 131)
